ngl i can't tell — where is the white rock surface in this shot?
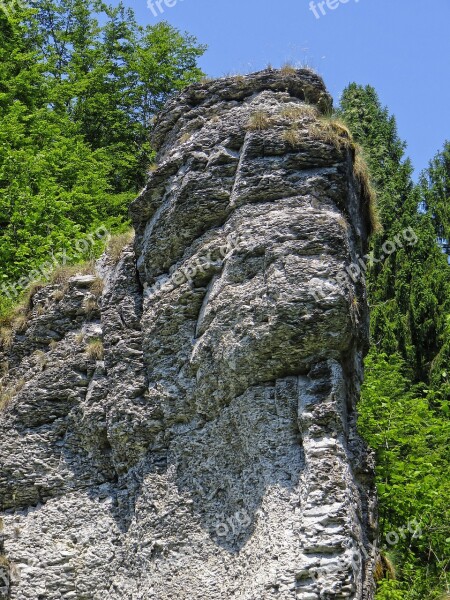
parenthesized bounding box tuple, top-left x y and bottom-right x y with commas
(0, 69, 377, 599)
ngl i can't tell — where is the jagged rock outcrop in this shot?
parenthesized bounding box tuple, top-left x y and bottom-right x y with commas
(0, 69, 377, 600)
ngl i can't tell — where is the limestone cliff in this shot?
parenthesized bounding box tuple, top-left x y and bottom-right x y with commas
(0, 69, 377, 600)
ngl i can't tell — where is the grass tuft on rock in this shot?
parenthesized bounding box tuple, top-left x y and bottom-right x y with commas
(107, 230, 135, 264)
(0, 379, 25, 413)
(86, 338, 104, 361)
(353, 145, 382, 234)
(310, 116, 354, 151)
(280, 63, 297, 76)
(280, 104, 318, 121)
(282, 126, 300, 147)
(307, 113, 381, 236)
(247, 110, 273, 131)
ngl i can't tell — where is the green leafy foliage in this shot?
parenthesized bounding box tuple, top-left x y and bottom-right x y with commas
(341, 85, 450, 598)
(359, 352, 450, 597)
(0, 1, 205, 316)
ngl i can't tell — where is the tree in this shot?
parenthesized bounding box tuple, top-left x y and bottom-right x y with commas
(340, 85, 450, 598)
(420, 141, 450, 244)
(0, 1, 205, 317)
(359, 352, 450, 599)
(340, 85, 450, 382)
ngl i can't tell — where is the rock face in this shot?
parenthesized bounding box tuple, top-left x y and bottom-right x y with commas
(0, 69, 377, 600)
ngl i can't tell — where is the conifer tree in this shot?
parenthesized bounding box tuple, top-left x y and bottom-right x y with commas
(340, 84, 450, 598)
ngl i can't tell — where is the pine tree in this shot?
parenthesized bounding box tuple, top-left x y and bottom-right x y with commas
(340, 85, 450, 598)
(340, 85, 450, 382)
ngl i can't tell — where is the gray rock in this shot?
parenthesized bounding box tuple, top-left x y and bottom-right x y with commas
(0, 68, 377, 599)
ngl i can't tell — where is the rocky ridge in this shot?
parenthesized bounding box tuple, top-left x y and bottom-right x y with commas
(0, 68, 377, 600)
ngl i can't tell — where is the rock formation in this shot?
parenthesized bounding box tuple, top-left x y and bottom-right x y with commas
(0, 69, 377, 599)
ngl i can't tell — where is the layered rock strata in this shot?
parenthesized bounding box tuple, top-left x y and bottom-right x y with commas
(0, 69, 377, 600)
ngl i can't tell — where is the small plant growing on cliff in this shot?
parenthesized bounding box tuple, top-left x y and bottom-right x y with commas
(0, 327, 13, 350)
(354, 146, 382, 234)
(179, 132, 191, 144)
(247, 110, 272, 131)
(52, 289, 65, 302)
(86, 338, 104, 360)
(0, 389, 13, 413)
(22, 281, 45, 312)
(374, 552, 397, 582)
(307, 115, 381, 235)
(337, 215, 349, 231)
(282, 126, 301, 147)
(107, 230, 135, 264)
(13, 310, 29, 332)
(75, 332, 85, 345)
(89, 277, 104, 298)
(280, 63, 297, 76)
(0, 379, 25, 413)
(280, 104, 318, 121)
(50, 262, 96, 286)
(32, 350, 48, 371)
(310, 116, 354, 151)
(83, 297, 98, 317)
(0, 305, 31, 347)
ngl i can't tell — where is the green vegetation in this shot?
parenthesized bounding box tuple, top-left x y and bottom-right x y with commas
(340, 84, 450, 598)
(0, 0, 205, 317)
(0, 3, 448, 594)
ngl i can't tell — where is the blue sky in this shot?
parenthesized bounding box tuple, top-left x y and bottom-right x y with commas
(126, 0, 450, 179)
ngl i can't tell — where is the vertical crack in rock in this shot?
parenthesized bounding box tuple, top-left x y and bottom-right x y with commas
(0, 69, 377, 599)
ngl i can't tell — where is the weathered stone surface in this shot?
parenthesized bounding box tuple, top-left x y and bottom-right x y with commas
(0, 69, 376, 599)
